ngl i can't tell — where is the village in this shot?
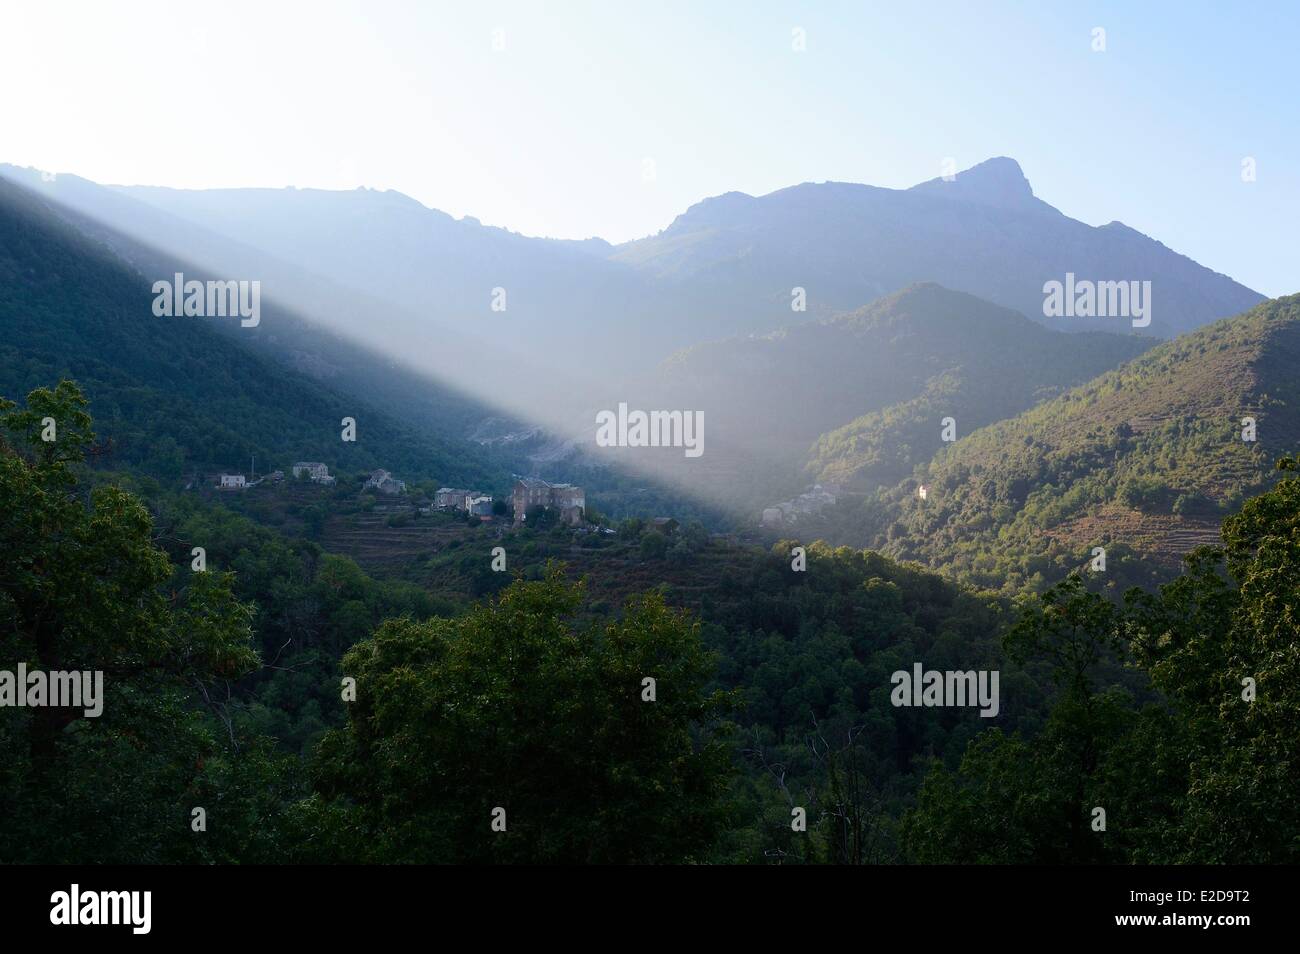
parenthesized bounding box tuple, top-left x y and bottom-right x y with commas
(212, 460, 855, 552)
(209, 460, 589, 528)
(760, 483, 842, 529)
(193, 457, 756, 588)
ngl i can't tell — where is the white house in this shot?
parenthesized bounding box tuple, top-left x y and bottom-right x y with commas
(219, 474, 246, 489)
(466, 494, 494, 516)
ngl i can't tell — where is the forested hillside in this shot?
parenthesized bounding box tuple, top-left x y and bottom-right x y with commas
(636, 283, 1150, 511)
(836, 295, 1300, 592)
(0, 176, 504, 490)
(6, 379, 1299, 864)
(906, 459, 1300, 863)
(798, 285, 1152, 489)
(1, 380, 1037, 862)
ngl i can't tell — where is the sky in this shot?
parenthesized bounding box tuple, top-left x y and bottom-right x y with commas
(1, 0, 1295, 295)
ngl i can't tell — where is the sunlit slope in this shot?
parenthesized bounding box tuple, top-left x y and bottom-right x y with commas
(862, 295, 1300, 590)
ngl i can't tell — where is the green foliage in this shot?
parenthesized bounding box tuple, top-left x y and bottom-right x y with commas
(8, 374, 1299, 865)
(302, 567, 738, 863)
(0, 381, 296, 862)
(795, 286, 1151, 493)
(525, 504, 558, 530)
(639, 530, 669, 560)
(154, 495, 452, 755)
(905, 457, 1300, 863)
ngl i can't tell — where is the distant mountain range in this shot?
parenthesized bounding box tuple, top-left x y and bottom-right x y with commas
(2, 157, 1261, 382)
(0, 157, 1282, 551)
(615, 156, 1263, 339)
(0, 174, 719, 522)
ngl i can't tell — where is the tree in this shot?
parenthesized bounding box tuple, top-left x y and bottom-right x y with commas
(902, 568, 1130, 862)
(0, 381, 290, 863)
(1122, 457, 1300, 861)
(302, 565, 738, 863)
(524, 503, 557, 530)
(640, 531, 669, 560)
(905, 457, 1300, 864)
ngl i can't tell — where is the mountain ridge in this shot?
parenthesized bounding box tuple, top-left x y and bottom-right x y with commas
(614, 158, 1263, 339)
(9, 157, 1261, 358)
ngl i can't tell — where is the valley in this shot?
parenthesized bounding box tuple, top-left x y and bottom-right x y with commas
(1, 111, 1296, 869)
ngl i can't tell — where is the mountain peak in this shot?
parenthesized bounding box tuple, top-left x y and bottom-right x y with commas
(909, 156, 1035, 207)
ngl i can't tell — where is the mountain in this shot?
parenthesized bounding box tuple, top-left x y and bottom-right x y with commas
(0, 174, 504, 489)
(1, 158, 1265, 528)
(93, 174, 664, 386)
(802, 287, 1155, 489)
(615, 157, 1263, 339)
(843, 294, 1300, 592)
(8, 157, 1259, 398)
(0, 172, 723, 524)
(630, 284, 1151, 510)
(0, 165, 527, 423)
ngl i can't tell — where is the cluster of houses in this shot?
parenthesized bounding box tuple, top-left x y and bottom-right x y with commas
(761, 483, 839, 529)
(428, 477, 587, 526)
(211, 464, 589, 530)
(214, 461, 426, 507)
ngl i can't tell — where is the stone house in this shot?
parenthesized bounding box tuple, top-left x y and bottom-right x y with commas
(434, 487, 472, 509)
(364, 469, 407, 495)
(512, 476, 585, 526)
(293, 462, 335, 485)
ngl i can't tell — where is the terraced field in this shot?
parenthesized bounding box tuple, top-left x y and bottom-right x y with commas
(319, 508, 502, 575)
(1042, 505, 1224, 571)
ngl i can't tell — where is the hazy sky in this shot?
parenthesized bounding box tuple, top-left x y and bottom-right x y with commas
(2, 0, 1295, 295)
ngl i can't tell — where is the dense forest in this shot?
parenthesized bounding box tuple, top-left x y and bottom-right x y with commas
(4, 380, 1296, 863)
